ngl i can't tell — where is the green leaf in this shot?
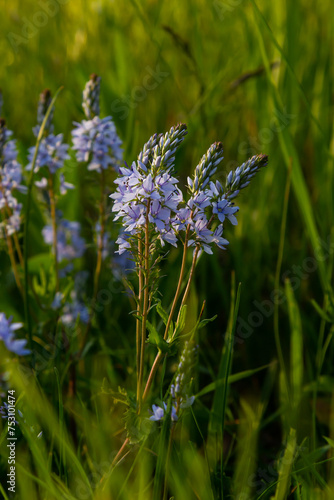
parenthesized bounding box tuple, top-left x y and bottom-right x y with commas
(198, 315, 217, 330)
(323, 436, 334, 449)
(196, 363, 273, 398)
(273, 428, 296, 500)
(125, 407, 152, 444)
(285, 279, 303, 409)
(172, 305, 187, 340)
(28, 253, 53, 274)
(311, 299, 333, 323)
(156, 300, 169, 325)
(146, 321, 171, 354)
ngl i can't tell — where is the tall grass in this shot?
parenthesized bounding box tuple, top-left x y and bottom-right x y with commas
(1, 0, 334, 498)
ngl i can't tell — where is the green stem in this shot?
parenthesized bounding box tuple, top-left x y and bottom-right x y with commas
(2, 220, 23, 295)
(274, 165, 291, 406)
(142, 351, 164, 402)
(138, 200, 151, 411)
(136, 236, 144, 404)
(48, 174, 59, 292)
(24, 87, 63, 364)
(93, 170, 106, 299)
(175, 245, 200, 327)
(163, 222, 191, 340)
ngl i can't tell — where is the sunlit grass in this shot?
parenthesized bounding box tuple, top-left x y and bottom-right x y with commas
(0, 0, 334, 498)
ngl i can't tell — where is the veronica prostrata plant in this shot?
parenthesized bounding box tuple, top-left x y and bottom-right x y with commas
(110, 123, 268, 451)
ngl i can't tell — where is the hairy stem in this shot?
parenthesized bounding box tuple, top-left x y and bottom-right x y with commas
(138, 200, 151, 411)
(48, 174, 59, 292)
(136, 237, 143, 404)
(3, 222, 23, 295)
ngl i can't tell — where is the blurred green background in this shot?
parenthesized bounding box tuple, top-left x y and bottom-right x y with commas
(1, 0, 333, 362)
(0, 0, 334, 496)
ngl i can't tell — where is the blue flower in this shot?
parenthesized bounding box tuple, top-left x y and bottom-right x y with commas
(212, 199, 239, 225)
(149, 403, 165, 421)
(225, 154, 268, 200)
(111, 124, 188, 254)
(42, 217, 86, 273)
(61, 298, 89, 327)
(149, 403, 178, 422)
(72, 116, 123, 172)
(27, 133, 70, 174)
(0, 313, 30, 356)
(0, 123, 26, 239)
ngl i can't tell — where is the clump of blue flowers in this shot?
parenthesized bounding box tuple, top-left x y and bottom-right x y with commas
(0, 313, 30, 356)
(27, 89, 70, 176)
(110, 123, 267, 421)
(111, 124, 267, 257)
(71, 74, 123, 172)
(42, 215, 86, 276)
(0, 118, 26, 238)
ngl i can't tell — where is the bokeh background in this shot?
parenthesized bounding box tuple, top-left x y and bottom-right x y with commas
(1, 0, 333, 362)
(0, 0, 334, 495)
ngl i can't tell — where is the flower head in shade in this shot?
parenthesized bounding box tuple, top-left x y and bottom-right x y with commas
(0, 402, 23, 424)
(0, 313, 30, 356)
(61, 296, 89, 327)
(42, 216, 86, 277)
(0, 119, 26, 239)
(170, 341, 196, 413)
(149, 402, 178, 422)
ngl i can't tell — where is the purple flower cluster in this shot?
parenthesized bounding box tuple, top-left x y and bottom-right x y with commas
(72, 74, 123, 172)
(0, 120, 26, 238)
(42, 216, 86, 276)
(27, 133, 70, 175)
(0, 313, 30, 356)
(224, 153, 268, 200)
(111, 125, 242, 256)
(72, 116, 123, 172)
(52, 290, 89, 327)
(111, 124, 188, 253)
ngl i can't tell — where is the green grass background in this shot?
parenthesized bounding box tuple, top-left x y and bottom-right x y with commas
(0, 0, 334, 498)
